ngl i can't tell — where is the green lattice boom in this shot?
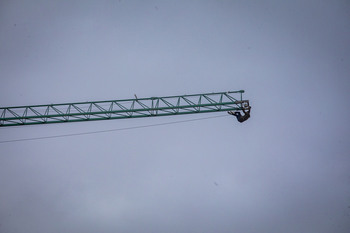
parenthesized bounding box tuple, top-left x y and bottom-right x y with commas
(0, 90, 249, 127)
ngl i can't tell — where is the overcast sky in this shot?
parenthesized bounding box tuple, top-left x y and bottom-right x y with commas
(1, 1, 350, 232)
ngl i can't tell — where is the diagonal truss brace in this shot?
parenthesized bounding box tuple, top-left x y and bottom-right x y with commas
(0, 90, 249, 127)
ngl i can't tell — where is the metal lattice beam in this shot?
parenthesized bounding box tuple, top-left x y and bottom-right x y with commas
(0, 90, 249, 127)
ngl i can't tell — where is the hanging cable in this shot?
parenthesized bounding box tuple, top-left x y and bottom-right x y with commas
(0, 115, 229, 144)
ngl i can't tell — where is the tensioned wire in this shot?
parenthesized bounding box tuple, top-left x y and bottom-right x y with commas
(0, 114, 230, 144)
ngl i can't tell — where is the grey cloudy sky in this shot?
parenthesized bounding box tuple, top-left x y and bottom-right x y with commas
(1, 1, 350, 232)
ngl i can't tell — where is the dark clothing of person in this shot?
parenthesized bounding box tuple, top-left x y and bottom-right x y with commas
(228, 107, 251, 123)
(233, 111, 250, 123)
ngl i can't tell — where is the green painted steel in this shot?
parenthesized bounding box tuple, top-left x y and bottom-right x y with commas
(0, 91, 249, 127)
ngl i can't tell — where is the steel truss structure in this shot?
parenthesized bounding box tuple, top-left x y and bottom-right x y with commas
(0, 90, 249, 127)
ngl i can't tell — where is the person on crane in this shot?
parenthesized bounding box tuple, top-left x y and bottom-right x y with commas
(228, 105, 251, 123)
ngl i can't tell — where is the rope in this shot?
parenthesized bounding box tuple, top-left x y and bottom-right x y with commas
(0, 115, 229, 144)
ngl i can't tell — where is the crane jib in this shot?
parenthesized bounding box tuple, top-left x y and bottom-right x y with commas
(0, 91, 249, 127)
